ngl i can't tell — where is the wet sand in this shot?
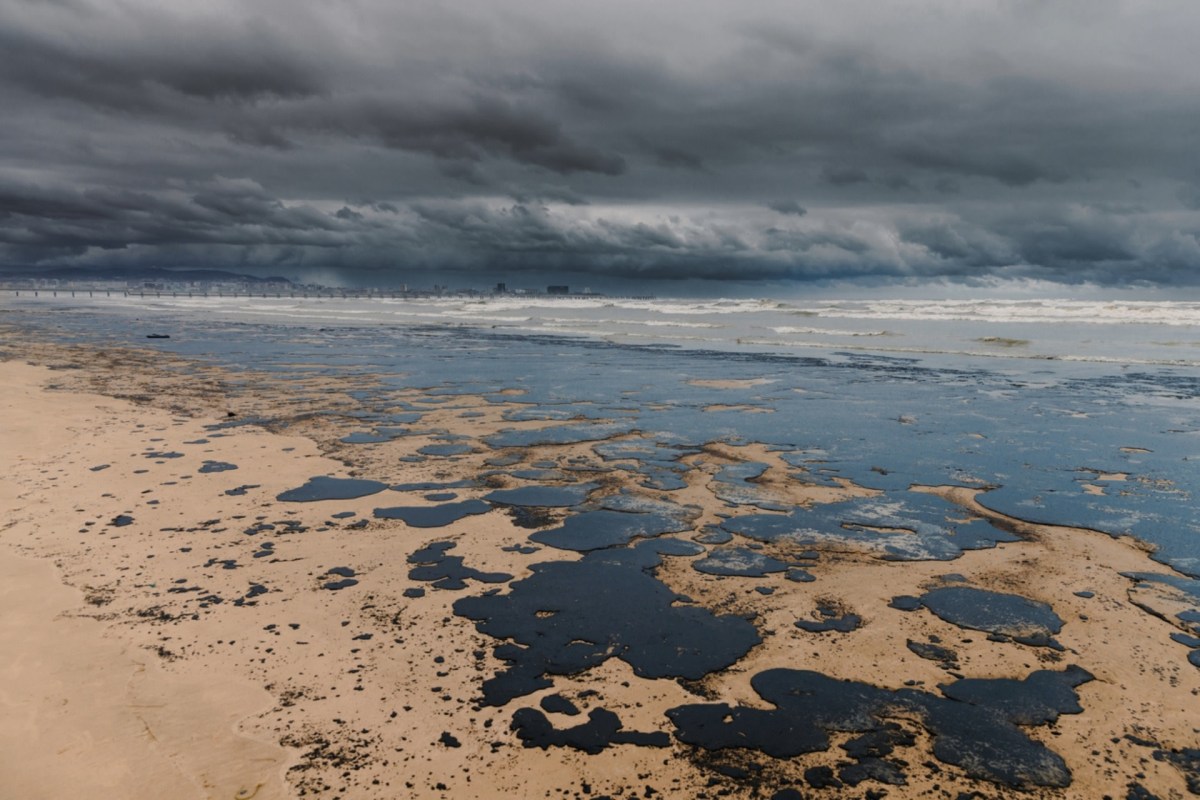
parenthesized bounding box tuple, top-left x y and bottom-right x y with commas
(2, 344, 1198, 799)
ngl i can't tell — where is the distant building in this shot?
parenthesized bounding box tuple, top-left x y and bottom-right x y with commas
(495, 282, 507, 293)
(547, 285, 569, 295)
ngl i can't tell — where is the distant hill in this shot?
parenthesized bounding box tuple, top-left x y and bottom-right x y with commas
(0, 266, 292, 284)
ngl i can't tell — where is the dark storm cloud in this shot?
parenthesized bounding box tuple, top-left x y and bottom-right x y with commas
(821, 167, 871, 187)
(508, 184, 590, 206)
(0, 12, 323, 111)
(3, 0, 1200, 287)
(647, 146, 705, 172)
(766, 200, 807, 216)
(892, 144, 1057, 188)
(322, 96, 627, 176)
(0, 176, 349, 252)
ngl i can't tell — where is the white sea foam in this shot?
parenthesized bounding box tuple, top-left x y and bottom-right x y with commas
(538, 316, 724, 329)
(514, 324, 626, 339)
(787, 299, 1200, 326)
(438, 312, 533, 323)
(769, 326, 891, 337)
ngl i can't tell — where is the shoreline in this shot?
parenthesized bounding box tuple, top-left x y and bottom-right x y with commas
(2, 337, 1198, 798)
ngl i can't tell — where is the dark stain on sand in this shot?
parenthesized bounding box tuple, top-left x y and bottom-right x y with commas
(277, 476, 389, 502)
(667, 665, 1094, 789)
(407, 541, 512, 590)
(453, 539, 761, 706)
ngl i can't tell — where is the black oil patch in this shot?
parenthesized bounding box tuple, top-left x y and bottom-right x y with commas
(322, 566, 359, 590)
(418, 443, 474, 457)
(918, 585, 1065, 648)
(483, 483, 599, 508)
(277, 476, 389, 502)
(539, 694, 580, 716)
(667, 665, 1094, 789)
(693, 547, 791, 577)
(529, 509, 691, 552)
(453, 539, 760, 706)
(795, 600, 862, 633)
(373, 499, 492, 528)
(906, 638, 959, 670)
(407, 541, 513, 590)
(511, 707, 670, 754)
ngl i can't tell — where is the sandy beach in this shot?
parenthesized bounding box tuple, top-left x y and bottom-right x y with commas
(2, 324, 1199, 799)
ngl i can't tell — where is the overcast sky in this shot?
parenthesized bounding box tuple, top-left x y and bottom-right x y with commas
(3, 0, 1200, 289)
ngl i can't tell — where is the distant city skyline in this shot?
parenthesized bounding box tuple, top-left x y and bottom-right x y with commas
(3, 1, 1200, 290)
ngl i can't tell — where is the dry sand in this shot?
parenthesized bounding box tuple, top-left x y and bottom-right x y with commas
(1, 347, 1198, 799)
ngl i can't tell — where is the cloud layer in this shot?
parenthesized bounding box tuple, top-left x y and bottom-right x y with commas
(3, 0, 1200, 287)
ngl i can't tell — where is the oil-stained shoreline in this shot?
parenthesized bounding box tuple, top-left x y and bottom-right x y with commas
(1, 313, 1198, 799)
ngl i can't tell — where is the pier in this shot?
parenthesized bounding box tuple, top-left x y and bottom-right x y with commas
(1, 288, 656, 301)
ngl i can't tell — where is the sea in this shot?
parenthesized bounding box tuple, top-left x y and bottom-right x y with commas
(30, 292, 1200, 365)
